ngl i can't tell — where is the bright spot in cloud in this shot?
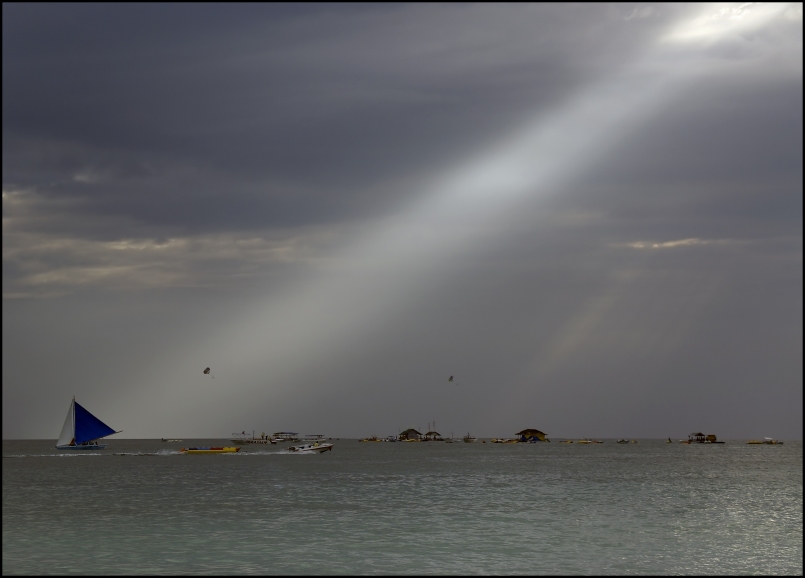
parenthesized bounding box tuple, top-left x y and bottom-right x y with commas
(663, 2, 794, 44)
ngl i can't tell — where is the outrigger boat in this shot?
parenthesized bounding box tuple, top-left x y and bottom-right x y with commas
(287, 441, 333, 453)
(56, 396, 120, 450)
(181, 447, 241, 454)
(747, 438, 783, 445)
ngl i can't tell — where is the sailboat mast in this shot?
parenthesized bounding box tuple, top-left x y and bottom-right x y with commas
(72, 396, 75, 442)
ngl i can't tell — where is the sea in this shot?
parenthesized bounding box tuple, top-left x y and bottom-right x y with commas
(2, 438, 802, 575)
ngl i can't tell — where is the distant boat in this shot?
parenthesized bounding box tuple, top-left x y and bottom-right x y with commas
(463, 433, 477, 443)
(617, 439, 628, 444)
(56, 397, 120, 450)
(231, 431, 276, 445)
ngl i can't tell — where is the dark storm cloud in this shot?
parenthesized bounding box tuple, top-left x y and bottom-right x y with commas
(3, 3, 695, 236)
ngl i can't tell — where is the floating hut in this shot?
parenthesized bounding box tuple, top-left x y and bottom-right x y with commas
(399, 428, 423, 441)
(688, 432, 723, 444)
(516, 428, 548, 442)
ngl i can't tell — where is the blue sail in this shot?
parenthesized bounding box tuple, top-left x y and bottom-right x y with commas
(74, 401, 117, 444)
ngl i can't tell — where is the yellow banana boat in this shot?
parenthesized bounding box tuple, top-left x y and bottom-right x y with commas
(181, 447, 241, 454)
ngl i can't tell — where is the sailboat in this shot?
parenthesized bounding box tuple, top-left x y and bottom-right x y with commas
(55, 396, 120, 450)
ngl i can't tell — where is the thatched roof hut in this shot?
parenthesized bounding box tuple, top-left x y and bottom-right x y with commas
(422, 431, 443, 441)
(399, 428, 422, 440)
(516, 428, 548, 442)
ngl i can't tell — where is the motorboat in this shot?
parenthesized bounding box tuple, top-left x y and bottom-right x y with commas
(56, 396, 120, 450)
(181, 447, 241, 454)
(288, 441, 333, 453)
(463, 433, 477, 443)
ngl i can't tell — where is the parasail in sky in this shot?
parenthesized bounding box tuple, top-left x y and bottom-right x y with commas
(448, 375, 454, 382)
(203, 367, 214, 379)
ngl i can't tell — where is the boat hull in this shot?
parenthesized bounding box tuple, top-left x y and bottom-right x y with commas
(56, 444, 107, 450)
(288, 443, 333, 453)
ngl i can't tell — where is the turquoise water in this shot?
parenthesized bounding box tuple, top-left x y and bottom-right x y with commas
(2, 439, 802, 575)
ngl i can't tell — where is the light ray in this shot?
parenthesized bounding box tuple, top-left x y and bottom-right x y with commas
(124, 4, 797, 434)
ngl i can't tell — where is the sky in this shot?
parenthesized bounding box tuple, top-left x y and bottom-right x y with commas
(3, 3, 802, 441)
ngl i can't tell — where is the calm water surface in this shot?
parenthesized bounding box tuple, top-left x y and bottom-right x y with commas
(3, 439, 802, 575)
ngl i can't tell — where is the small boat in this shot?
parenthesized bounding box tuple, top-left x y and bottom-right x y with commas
(748, 438, 783, 445)
(616, 439, 628, 444)
(463, 433, 477, 443)
(559, 440, 573, 444)
(667, 438, 672, 443)
(288, 442, 333, 453)
(577, 438, 592, 444)
(181, 447, 241, 454)
(161, 438, 183, 442)
(56, 397, 120, 450)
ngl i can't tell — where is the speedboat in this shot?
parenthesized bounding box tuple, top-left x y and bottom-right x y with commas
(288, 441, 333, 453)
(181, 447, 241, 454)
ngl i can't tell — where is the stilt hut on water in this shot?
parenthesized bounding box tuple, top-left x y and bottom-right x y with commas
(399, 428, 423, 441)
(517, 429, 548, 442)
